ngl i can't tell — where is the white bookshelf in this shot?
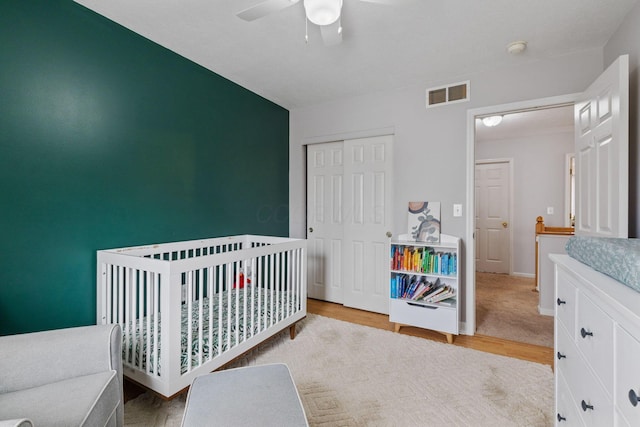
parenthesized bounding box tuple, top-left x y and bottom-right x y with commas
(389, 233, 460, 343)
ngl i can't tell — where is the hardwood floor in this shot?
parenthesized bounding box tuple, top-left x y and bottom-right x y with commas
(307, 298, 554, 366)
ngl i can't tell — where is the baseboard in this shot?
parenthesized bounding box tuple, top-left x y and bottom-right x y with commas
(511, 272, 535, 279)
(538, 306, 554, 317)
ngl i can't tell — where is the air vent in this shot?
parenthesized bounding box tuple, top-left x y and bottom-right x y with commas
(426, 81, 470, 108)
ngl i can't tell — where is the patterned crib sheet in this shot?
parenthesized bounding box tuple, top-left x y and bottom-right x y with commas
(565, 236, 640, 292)
(122, 287, 296, 375)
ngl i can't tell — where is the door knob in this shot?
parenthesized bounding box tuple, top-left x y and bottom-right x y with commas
(386, 231, 392, 238)
(308, 227, 313, 233)
(502, 221, 508, 228)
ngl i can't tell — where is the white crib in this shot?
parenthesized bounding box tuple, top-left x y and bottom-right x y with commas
(96, 235, 306, 398)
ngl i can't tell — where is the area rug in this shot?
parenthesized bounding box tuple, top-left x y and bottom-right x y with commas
(476, 272, 554, 348)
(124, 314, 554, 426)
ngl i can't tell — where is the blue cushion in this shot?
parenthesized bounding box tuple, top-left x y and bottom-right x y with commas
(565, 236, 640, 292)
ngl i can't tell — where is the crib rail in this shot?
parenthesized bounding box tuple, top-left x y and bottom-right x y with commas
(97, 235, 306, 398)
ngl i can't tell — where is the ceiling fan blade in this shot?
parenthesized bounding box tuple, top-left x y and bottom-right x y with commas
(320, 21, 343, 46)
(237, 0, 300, 21)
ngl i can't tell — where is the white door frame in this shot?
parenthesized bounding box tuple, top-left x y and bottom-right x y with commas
(465, 94, 579, 335)
(474, 158, 514, 275)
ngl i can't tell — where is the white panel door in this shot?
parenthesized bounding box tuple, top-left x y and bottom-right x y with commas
(475, 161, 510, 274)
(342, 135, 393, 314)
(306, 142, 344, 303)
(574, 55, 628, 238)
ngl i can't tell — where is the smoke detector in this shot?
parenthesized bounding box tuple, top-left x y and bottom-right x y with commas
(507, 41, 527, 55)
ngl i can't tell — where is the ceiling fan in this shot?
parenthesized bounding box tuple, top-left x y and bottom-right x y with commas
(237, 0, 395, 46)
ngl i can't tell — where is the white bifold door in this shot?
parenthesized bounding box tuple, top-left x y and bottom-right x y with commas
(306, 135, 393, 314)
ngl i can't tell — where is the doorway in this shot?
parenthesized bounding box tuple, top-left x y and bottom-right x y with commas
(463, 94, 579, 338)
(473, 106, 573, 346)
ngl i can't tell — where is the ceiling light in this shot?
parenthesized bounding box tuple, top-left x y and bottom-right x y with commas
(507, 40, 527, 55)
(304, 0, 343, 26)
(482, 115, 503, 127)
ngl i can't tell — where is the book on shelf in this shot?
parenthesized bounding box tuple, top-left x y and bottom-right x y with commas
(414, 278, 439, 298)
(391, 245, 457, 276)
(426, 287, 456, 303)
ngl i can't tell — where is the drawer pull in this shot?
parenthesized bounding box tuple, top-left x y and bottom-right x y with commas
(407, 302, 437, 310)
(557, 414, 566, 422)
(629, 389, 640, 407)
(581, 400, 594, 412)
(557, 298, 566, 306)
(556, 351, 566, 360)
(580, 328, 593, 338)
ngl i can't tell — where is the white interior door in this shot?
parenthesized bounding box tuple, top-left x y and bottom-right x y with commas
(306, 142, 344, 303)
(574, 54, 629, 238)
(342, 135, 394, 314)
(475, 160, 511, 274)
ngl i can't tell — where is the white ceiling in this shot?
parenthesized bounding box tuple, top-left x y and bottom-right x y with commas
(73, 0, 638, 110)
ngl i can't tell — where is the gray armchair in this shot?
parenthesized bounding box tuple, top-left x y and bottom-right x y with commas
(0, 324, 123, 427)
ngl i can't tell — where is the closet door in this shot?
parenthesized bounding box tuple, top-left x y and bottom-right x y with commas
(342, 135, 394, 314)
(306, 142, 344, 303)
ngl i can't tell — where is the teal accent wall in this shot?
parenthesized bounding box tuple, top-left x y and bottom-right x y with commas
(0, 1, 290, 335)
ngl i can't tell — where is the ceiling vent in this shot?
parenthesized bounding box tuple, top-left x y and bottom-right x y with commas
(426, 81, 470, 109)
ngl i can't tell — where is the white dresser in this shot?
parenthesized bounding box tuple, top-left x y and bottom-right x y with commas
(551, 254, 640, 426)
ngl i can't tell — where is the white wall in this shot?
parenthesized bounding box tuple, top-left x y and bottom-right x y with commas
(604, 0, 640, 238)
(476, 129, 574, 276)
(289, 48, 604, 328)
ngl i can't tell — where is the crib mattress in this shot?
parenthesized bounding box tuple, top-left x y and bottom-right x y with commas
(123, 287, 296, 375)
(565, 236, 640, 293)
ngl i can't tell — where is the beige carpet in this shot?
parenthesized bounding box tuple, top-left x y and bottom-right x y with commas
(475, 272, 554, 348)
(124, 314, 553, 426)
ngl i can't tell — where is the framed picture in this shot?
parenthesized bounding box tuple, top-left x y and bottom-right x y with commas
(408, 201, 441, 242)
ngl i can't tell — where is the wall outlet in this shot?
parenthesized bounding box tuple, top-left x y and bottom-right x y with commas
(453, 204, 463, 217)
(547, 207, 554, 215)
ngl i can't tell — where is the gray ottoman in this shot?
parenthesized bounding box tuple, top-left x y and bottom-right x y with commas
(181, 364, 308, 427)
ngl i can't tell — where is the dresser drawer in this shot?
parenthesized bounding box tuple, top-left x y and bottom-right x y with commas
(557, 326, 612, 426)
(615, 325, 640, 426)
(575, 292, 614, 394)
(556, 370, 583, 426)
(555, 324, 579, 379)
(556, 268, 578, 335)
(389, 299, 458, 334)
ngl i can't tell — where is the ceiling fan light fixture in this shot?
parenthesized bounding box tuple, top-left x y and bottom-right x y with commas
(482, 115, 503, 127)
(304, 0, 343, 26)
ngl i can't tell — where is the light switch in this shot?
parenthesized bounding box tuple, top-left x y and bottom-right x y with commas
(453, 204, 463, 217)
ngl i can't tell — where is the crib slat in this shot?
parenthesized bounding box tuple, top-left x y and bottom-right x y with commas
(250, 257, 256, 338)
(152, 272, 159, 375)
(258, 252, 263, 332)
(234, 260, 239, 347)
(207, 266, 214, 362)
(242, 260, 247, 343)
(197, 268, 204, 367)
(226, 263, 232, 351)
(217, 265, 223, 357)
(186, 271, 193, 372)
(270, 253, 275, 327)
(275, 252, 280, 324)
